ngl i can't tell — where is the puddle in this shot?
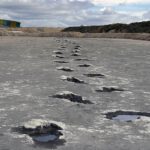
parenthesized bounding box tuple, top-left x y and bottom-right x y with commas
(96, 87, 124, 92)
(61, 75, 85, 84)
(113, 115, 140, 122)
(11, 119, 64, 143)
(32, 132, 63, 143)
(84, 73, 105, 78)
(51, 91, 93, 104)
(57, 67, 74, 72)
(54, 60, 68, 64)
(78, 64, 91, 67)
(105, 111, 150, 122)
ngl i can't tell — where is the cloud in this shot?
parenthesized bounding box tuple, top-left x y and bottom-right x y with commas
(0, 0, 149, 27)
(92, 0, 150, 5)
(143, 11, 150, 20)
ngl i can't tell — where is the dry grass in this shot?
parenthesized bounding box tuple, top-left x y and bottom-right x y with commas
(0, 27, 150, 41)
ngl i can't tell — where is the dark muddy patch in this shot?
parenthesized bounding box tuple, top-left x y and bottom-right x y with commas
(72, 49, 80, 53)
(74, 58, 90, 61)
(96, 87, 124, 92)
(60, 46, 66, 49)
(0, 133, 4, 136)
(55, 55, 65, 59)
(54, 60, 69, 64)
(53, 51, 63, 55)
(51, 91, 93, 104)
(74, 45, 81, 49)
(83, 73, 105, 78)
(11, 119, 64, 143)
(57, 67, 74, 72)
(71, 53, 81, 56)
(61, 75, 85, 84)
(57, 48, 65, 51)
(105, 110, 150, 122)
(78, 64, 91, 67)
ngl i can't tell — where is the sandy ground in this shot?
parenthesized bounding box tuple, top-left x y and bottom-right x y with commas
(0, 37, 150, 150)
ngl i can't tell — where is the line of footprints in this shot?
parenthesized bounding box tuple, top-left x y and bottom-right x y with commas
(51, 38, 124, 104)
(11, 38, 125, 145)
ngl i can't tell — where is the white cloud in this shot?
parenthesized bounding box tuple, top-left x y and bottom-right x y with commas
(0, 0, 149, 27)
(92, 0, 150, 5)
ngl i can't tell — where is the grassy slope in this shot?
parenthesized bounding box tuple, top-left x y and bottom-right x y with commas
(62, 21, 150, 33)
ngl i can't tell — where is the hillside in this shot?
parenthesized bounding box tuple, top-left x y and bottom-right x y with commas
(62, 21, 150, 33)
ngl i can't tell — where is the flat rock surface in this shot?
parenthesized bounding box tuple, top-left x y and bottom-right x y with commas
(0, 37, 150, 150)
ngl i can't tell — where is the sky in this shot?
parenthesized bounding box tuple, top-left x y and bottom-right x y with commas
(0, 0, 150, 27)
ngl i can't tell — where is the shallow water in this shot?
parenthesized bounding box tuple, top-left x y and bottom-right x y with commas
(32, 134, 58, 142)
(112, 115, 140, 122)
